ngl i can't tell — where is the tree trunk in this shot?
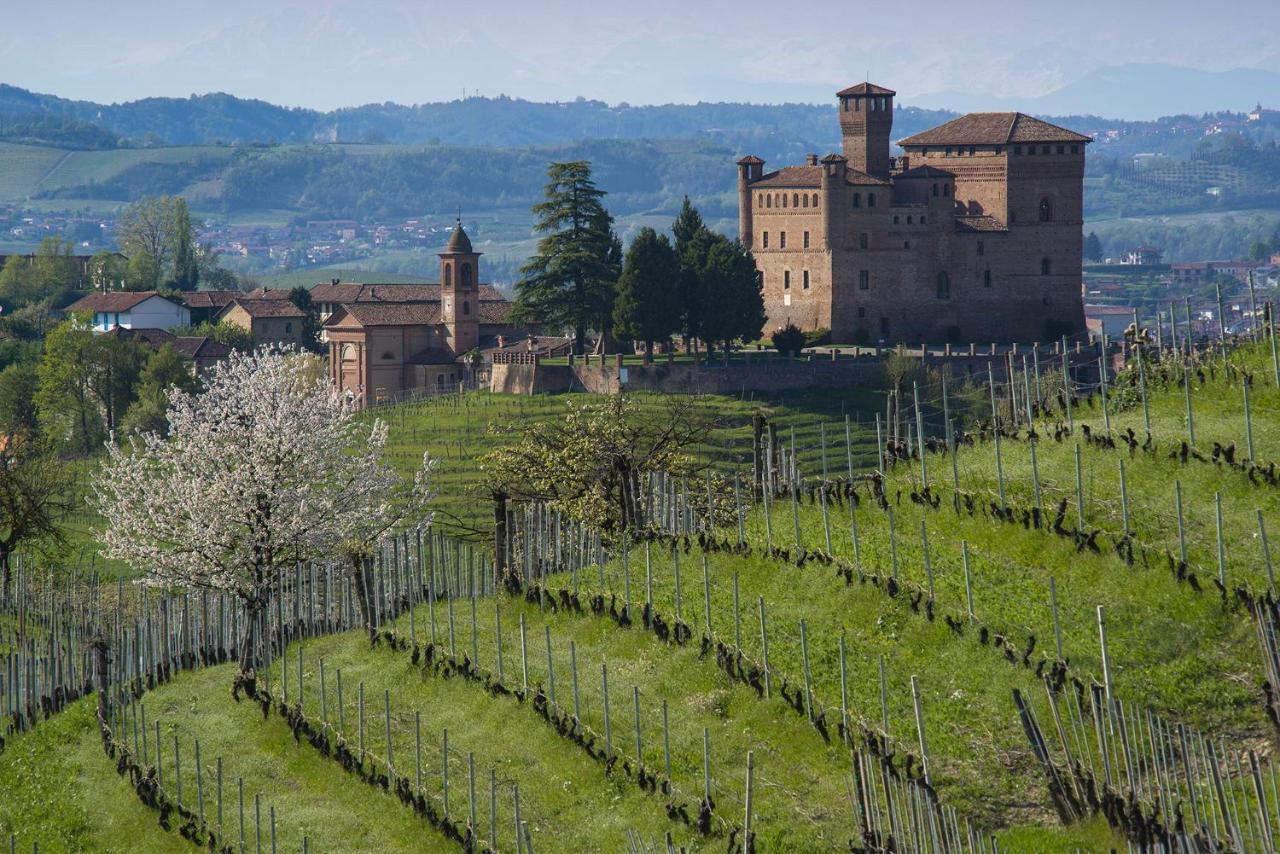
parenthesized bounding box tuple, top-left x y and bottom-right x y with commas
(92, 637, 110, 722)
(751, 413, 766, 497)
(644, 340, 653, 365)
(351, 557, 378, 643)
(234, 596, 261, 698)
(574, 327, 586, 355)
(492, 492, 509, 579)
(0, 547, 10, 606)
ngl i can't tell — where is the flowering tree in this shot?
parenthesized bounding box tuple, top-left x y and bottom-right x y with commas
(93, 348, 431, 691)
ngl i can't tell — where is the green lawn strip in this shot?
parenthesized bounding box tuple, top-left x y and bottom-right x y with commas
(286, 628, 711, 851)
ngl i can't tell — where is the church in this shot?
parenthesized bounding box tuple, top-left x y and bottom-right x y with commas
(737, 83, 1089, 345)
(324, 224, 530, 405)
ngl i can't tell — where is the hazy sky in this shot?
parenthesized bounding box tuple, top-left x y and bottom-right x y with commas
(3, 0, 1278, 109)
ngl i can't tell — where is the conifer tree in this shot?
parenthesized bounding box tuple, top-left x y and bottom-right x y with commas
(612, 227, 680, 363)
(696, 233, 766, 358)
(171, 198, 198, 290)
(672, 197, 707, 351)
(512, 161, 618, 354)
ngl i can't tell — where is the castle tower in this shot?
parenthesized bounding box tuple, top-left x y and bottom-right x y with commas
(736, 155, 765, 247)
(439, 220, 480, 354)
(837, 82, 895, 179)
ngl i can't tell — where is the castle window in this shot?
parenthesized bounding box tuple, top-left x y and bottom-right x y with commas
(922, 148, 929, 156)
(969, 146, 976, 156)
(854, 97, 861, 112)
(801, 194, 808, 208)
(852, 193, 861, 208)
(463, 300, 470, 315)
(995, 146, 1003, 155)
(936, 271, 951, 300)
(903, 240, 910, 249)
(859, 233, 868, 249)
(286, 322, 293, 334)
(766, 195, 772, 208)
(1039, 198, 1052, 222)
(1041, 145, 1050, 154)
(1041, 257, 1052, 276)
(943, 184, 950, 197)
(803, 231, 810, 248)
(906, 215, 913, 225)
(977, 240, 985, 256)
(893, 215, 899, 225)
(1071, 144, 1079, 154)
(784, 271, 791, 290)
(920, 215, 927, 224)
(803, 270, 810, 290)
(758, 193, 765, 206)
(782, 194, 788, 208)
(812, 193, 819, 207)
(859, 270, 870, 290)
(793, 193, 800, 207)
(1057, 145, 1065, 154)
(780, 232, 787, 249)
(444, 264, 452, 286)
(762, 232, 769, 248)
(858, 307, 866, 318)
(868, 193, 876, 207)
(461, 263, 472, 285)
(880, 317, 890, 335)
(341, 343, 356, 360)
(1016, 146, 1025, 155)
(945, 147, 952, 156)
(983, 269, 992, 288)
(932, 183, 939, 197)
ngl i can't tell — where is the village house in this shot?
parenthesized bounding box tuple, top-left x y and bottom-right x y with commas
(65, 290, 191, 332)
(102, 327, 233, 376)
(181, 290, 244, 325)
(324, 224, 530, 405)
(217, 298, 307, 348)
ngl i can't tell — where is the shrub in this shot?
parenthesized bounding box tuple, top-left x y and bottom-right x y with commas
(803, 327, 832, 347)
(770, 323, 806, 356)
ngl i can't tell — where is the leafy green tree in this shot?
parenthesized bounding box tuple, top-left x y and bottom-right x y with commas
(120, 344, 198, 437)
(512, 161, 618, 354)
(126, 252, 161, 291)
(0, 237, 78, 310)
(612, 227, 680, 363)
(1084, 232, 1104, 263)
(90, 250, 127, 289)
(170, 198, 198, 290)
(770, 323, 806, 357)
(36, 322, 146, 455)
(0, 435, 72, 603)
(1250, 240, 1272, 261)
(696, 235, 766, 358)
(172, 320, 254, 352)
(288, 287, 322, 352)
(672, 197, 707, 350)
(0, 363, 40, 437)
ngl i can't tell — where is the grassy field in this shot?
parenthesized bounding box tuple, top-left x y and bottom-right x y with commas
(0, 142, 68, 198)
(4, 340, 1279, 851)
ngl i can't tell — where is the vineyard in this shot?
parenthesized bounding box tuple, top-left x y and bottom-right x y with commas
(3, 328, 1280, 852)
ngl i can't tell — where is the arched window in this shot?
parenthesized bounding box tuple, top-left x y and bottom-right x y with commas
(766, 195, 772, 208)
(936, 271, 951, 300)
(341, 343, 356, 361)
(461, 263, 472, 286)
(1039, 198, 1052, 222)
(1041, 257, 1052, 276)
(812, 193, 818, 207)
(943, 184, 950, 197)
(792, 193, 799, 208)
(932, 183, 939, 197)
(444, 264, 452, 287)
(801, 194, 808, 208)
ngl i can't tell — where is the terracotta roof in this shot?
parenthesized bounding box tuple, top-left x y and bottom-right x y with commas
(222, 299, 306, 319)
(102, 327, 176, 347)
(837, 82, 896, 97)
(954, 216, 1009, 233)
(172, 336, 233, 360)
(819, 153, 847, 164)
(898, 112, 1091, 147)
(66, 291, 168, 313)
(444, 223, 474, 254)
(241, 287, 294, 300)
(749, 166, 823, 188)
(475, 302, 513, 325)
(736, 155, 765, 165)
(182, 290, 242, 310)
(333, 302, 443, 327)
(309, 282, 507, 304)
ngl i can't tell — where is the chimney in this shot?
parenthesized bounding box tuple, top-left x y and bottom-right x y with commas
(497, 335, 506, 349)
(331, 277, 340, 286)
(805, 154, 819, 166)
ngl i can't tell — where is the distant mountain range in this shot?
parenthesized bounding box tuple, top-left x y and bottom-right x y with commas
(911, 64, 1280, 121)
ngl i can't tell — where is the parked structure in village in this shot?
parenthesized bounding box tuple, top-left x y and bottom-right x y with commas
(737, 82, 1089, 344)
(217, 298, 307, 348)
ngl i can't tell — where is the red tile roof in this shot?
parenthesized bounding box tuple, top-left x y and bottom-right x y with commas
(898, 113, 1091, 147)
(309, 282, 507, 304)
(333, 303, 443, 327)
(222, 299, 306, 319)
(172, 337, 233, 360)
(66, 291, 169, 313)
(182, 290, 242, 309)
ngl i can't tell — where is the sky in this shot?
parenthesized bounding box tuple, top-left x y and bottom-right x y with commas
(2, 0, 1278, 110)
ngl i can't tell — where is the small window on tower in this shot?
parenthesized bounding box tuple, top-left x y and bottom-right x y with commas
(852, 193, 861, 208)
(932, 183, 939, 197)
(766, 195, 772, 208)
(893, 215, 900, 225)
(803, 270, 810, 289)
(868, 193, 876, 207)
(945, 147, 952, 156)
(461, 264, 472, 285)
(977, 240, 985, 256)
(969, 146, 976, 156)
(1016, 146, 1024, 155)
(782, 194, 788, 208)
(801, 194, 808, 208)
(943, 184, 950, 197)
(762, 232, 769, 248)
(859, 270, 870, 290)
(803, 231, 810, 248)
(780, 232, 787, 249)
(920, 215, 927, 224)
(444, 264, 452, 286)
(907, 215, 913, 225)
(1039, 198, 1052, 222)
(1041, 257, 1052, 276)
(1057, 145, 1065, 154)
(463, 300, 470, 315)
(859, 233, 868, 249)
(1071, 145, 1079, 154)
(984, 269, 992, 288)
(858, 307, 866, 318)
(812, 193, 819, 207)
(784, 271, 791, 290)
(793, 193, 799, 207)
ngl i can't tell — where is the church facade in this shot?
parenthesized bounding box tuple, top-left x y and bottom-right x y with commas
(738, 83, 1089, 345)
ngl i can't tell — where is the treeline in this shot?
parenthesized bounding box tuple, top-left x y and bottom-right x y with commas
(0, 113, 119, 149)
(1089, 211, 1280, 263)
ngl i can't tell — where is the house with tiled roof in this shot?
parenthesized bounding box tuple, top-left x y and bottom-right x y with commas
(737, 83, 1088, 344)
(65, 291, 191, 332)
(323, 223, 531, 405)
(217, 299, 307, 348)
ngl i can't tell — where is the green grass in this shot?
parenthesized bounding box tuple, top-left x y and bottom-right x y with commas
(32, 146, 234, 196)
(0, 143, 68, 198)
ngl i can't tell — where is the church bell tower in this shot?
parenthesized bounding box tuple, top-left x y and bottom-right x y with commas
(440, 220, 480, 354)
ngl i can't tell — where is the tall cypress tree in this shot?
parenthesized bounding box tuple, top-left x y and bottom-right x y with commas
(171, 198, 198, 291)
(612, 227, 680, 363)
(672, 197, 707, 352)
(512, 161, 617, 354)
(696, 234, 766, 359)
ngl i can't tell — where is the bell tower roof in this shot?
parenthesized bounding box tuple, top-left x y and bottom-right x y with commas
(837, 82, 896, 97)
(443, 221, 474, 255)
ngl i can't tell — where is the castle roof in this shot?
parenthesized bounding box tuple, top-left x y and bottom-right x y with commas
(736, 155, 765, 165)
(897, 165, 954, 179)
(898, 112, 1091, 147)
(749, 165, 888, 189)
(837, 82, 896, 97)
(444, 223, 474, 254)
(954, 215, 1009, 233)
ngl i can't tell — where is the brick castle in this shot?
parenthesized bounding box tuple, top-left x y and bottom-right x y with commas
(738, 82, 1089, 344)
